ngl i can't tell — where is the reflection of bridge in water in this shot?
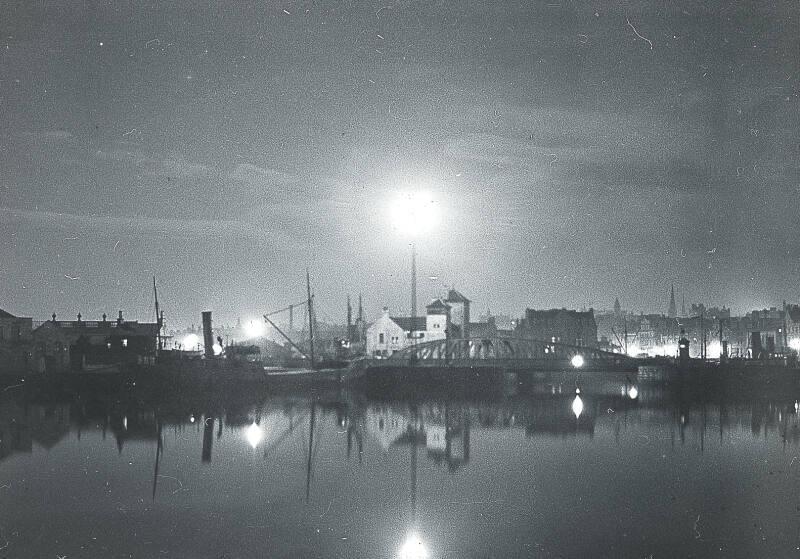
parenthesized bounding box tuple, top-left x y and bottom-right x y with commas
(370, 337, 639, 372)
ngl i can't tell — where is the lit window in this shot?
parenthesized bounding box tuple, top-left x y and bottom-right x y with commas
(122, 339, 128, 348)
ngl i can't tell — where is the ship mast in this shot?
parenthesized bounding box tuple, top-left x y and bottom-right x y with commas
(153, 276, 162, 351)
(306, 269, 316, 369)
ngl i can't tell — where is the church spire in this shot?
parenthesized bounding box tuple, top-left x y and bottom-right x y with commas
(668, 284, 677, 318)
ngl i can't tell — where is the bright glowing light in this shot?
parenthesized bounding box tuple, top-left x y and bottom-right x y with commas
(789, 338, 800, 351)
(398, 533, 429, 559)
(189, 414, 196, 423)
(571, 355, 584, 368)
(795, 400, 799, 413)
(245, 422, 263, 448)
(572, 389, 583, 419)
(651, 343, 678, 356)
(182, 333, 200, 350)
(626, 344, 642, 357)
(243, 319, 266, 340)
(390, 191, 439, 236)
(707, 341, 722, 359)
(628, 386, 638, 400)
(212, 343, 223, 356)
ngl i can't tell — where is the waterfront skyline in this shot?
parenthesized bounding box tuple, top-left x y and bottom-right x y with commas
(3, 1, 799, 325)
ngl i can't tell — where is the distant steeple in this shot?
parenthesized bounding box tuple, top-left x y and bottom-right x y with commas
(613, 298, 621, 316)
(668, 284, 677, 318)
(681, 293, 686, 317)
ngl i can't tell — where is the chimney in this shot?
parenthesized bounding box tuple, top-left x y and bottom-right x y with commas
(202, 311, 214, 358)
(117, 310, 123, 325)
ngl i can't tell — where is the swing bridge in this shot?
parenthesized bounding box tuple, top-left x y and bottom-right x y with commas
(366, 336, 639, 372)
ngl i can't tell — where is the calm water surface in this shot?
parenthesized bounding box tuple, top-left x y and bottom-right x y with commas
(1, 377, 799, 558)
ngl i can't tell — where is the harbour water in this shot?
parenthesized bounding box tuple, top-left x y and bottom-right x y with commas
(1, 374, 799, 558)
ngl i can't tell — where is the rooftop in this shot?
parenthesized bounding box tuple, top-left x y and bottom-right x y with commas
(390, 316, 427, 332)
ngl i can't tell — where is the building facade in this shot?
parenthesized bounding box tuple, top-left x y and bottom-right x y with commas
(445, 289, 470, 338)
(366, 299, 455, 357)
(32, 311, 159, 373)
(0, 309, 33, 374)
(516, 308, 598, 347)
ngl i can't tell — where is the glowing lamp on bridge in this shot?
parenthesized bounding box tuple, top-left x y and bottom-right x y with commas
(245, 422, 264, 449)
(628, 386, 638, 400)
(571, 354, 584, 368)
(572, 388, 584, 419)
(398, 532, 430, 559)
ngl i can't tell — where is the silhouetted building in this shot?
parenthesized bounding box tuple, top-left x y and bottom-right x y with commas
(0, 309, 33, 373)
(445, 289, 471, 337)
(516, 308, 597, 347)
(32, 311, 158, 373)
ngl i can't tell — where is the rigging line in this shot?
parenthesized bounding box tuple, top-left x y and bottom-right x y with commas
(264, 300, 308, 318)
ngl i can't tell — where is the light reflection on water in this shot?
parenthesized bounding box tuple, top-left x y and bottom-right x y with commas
(1, 377, 799, 558)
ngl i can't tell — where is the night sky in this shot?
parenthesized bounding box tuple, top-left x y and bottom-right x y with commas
(2, 1, 798, 326)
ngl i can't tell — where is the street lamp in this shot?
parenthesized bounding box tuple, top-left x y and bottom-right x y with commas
(390, 191, 439, 347)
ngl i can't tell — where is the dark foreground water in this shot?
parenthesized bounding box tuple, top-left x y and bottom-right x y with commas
(1, 376, 799, 558)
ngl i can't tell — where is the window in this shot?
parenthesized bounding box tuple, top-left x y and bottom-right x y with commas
(378, 333, 385, 344)
(122, 339, 128, 348)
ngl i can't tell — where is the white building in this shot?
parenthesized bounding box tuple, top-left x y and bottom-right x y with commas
(366, 299, 454, 357)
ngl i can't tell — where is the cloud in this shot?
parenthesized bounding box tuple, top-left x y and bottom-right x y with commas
(158, 158, 210, 178)
(21, 130, 74, 141)
(229, 163, 297, 183)
(94, 148, 159, 166)
(0, 206, 291, 244)
(94, 148, 211, 178)
(226, 163, 304, 201)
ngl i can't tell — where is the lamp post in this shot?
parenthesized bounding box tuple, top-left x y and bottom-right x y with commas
(390, 191, 438, 357)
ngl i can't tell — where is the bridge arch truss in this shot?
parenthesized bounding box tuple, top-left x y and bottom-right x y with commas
(386, 337, 636, 369)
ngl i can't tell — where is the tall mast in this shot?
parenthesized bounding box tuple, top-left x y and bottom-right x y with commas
(411, 242, 417, 338)
(306, 269, 315, 368)
(347, 295, 353, 342)
(153, 276, 162, 351)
